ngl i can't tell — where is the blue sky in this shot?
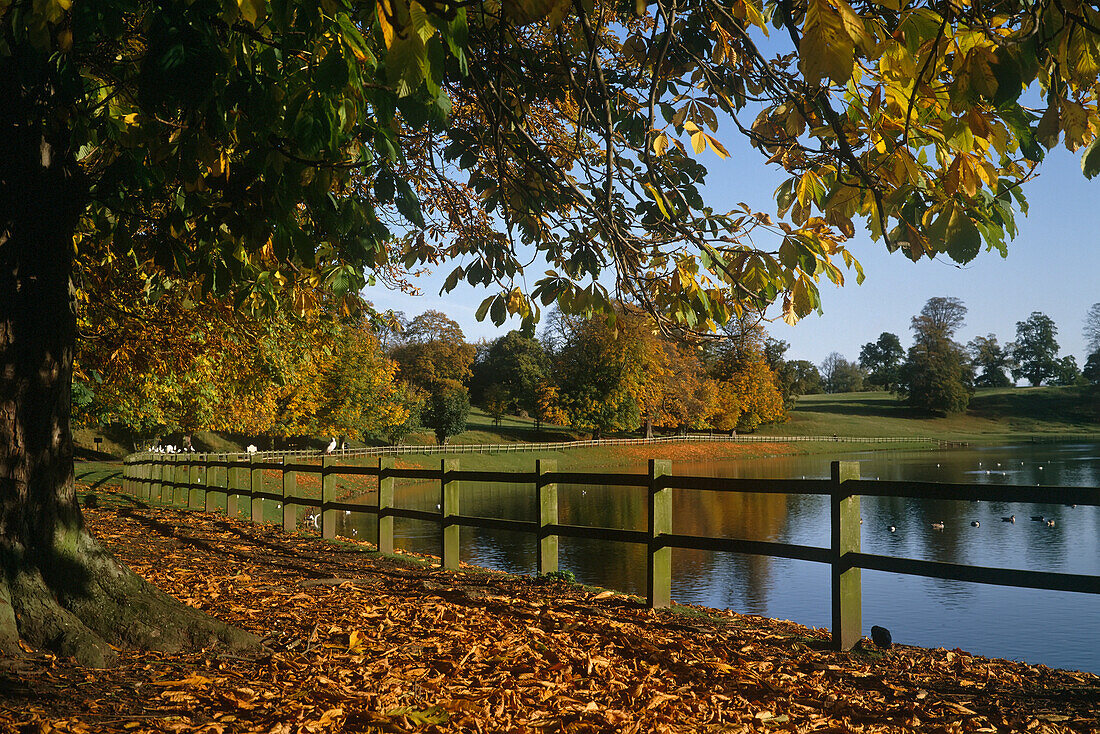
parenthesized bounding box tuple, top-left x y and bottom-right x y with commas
(365, 141, 1098, 369)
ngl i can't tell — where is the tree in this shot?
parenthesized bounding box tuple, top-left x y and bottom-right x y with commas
(477, 331, 549, 416)
(1011, 312, 1060, 386)
(898, 341, 973, 416)
(314, 320, 420, 441)
(967, 335, 1014, 388)
(9, 0, 1100, 666)
(390, 310, 476, 392)
(1085, 304, 1100, 357)
(910, 297, 968, 342)
(1084, 353, 1100, 385)
(483, 383, 508, 427)
(1052, 356, 1083, 387)
(859, 333, 904, 391)
(422, 386, 471, 445)
(787, 361, 825, 396)
(548, 311, 649, 438)
(709, 358, 785, 433)
(820, 353, 865, 394)
(899, 298, 973, 414)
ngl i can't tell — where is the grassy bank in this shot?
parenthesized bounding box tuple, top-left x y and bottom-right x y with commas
(770, 386, 1100, 443)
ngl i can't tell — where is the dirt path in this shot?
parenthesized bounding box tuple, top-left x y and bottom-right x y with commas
(2, 490, 1096, 733)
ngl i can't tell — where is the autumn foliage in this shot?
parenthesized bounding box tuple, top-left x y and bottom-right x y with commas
(6, 497, 1095, 732)
(74, 265, 416, 444)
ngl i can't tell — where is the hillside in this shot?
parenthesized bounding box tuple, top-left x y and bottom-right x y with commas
(769, 386, 1100, 442)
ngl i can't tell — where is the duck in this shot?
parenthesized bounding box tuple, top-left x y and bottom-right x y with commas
(888, 525, 897, 533)
(1002, 515, 1015, 523)
(1030, 515, 1045, 522)
(1046, 519, 1056, 527)
(931, 521, 945, 531)
(970, 521, 980, 527)
(324, 437, 337, 454)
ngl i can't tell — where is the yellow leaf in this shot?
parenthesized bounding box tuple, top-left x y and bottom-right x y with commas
(800, 0, 854, 86)
(781, 295, 799, 325)
(1062, 99, 1089, 151)
(377, 0, 396, 49)
(691, 131, 705, 154)
(237, 0, 264, 25)
(705, 134, 730, 159)
(958, 46, 998, 101)
(834, 0, 872, 53)
(653, 132, 668, 156)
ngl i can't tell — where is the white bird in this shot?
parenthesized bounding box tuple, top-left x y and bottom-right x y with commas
(246, 444, 258, 453)
(931, 521, 945, 530)
(325, 437, 337, 454)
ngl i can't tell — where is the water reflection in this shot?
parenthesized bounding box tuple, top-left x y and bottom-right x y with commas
(335, 442, 1100, 673)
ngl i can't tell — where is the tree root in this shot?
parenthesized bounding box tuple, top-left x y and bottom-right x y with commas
(1, 529, 260, 667)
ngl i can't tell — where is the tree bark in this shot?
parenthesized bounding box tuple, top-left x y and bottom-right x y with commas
(0, 58, 258, 667)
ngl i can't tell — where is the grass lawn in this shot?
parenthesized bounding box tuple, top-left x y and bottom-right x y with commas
(768, 386, 1100, 442)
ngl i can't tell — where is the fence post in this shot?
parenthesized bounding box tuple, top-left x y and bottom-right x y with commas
(188, 456, 202, 509)
(204, 457, 219, 513)
(227, 456, 243, 517)
(648, 459, 672, 609)
(440, 459, 460, 570)
(377, 457, 394, 554)
(282, 457, 297, 533)
(143, 458, 153, 501)
(251, 454, 264, 523)
(172, 455, 185, 505)
(831, 460, 862, 651)
(536, 459, 558, 575)
(321, 455, 336, 539)
(150, 457, 161, 502)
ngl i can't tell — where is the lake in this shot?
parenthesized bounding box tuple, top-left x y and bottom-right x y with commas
(333, 442, 1100, 673)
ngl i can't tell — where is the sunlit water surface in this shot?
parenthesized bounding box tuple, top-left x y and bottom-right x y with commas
(333, 442, 1100, 673)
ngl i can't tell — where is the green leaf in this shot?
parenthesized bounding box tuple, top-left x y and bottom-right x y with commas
(942, 203, 981, 264)
(490, 295, 506, 324)
(475, 295, 494, 321)
(1081, 136, 1100, 179)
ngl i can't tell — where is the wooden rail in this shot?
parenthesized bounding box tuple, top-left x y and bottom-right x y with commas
(121, 454, 1100, 651)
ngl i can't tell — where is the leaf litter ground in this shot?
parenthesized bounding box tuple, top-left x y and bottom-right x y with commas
(2, 491, 1097, 733)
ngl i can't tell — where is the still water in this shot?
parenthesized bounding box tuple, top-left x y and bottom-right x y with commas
(335, 442, 1100, 673)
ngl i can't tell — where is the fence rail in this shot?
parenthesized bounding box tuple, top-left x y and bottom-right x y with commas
(135, 433, 946, 461)
(120, 453, 1100, 651)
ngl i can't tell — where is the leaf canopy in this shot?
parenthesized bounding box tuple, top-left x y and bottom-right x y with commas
(7, 0, 1100, 332)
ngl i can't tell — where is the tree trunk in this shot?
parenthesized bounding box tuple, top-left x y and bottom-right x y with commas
(0, 62, 258, 667)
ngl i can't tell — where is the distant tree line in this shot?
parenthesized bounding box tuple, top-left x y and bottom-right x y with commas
(808, 298, 1096, 416)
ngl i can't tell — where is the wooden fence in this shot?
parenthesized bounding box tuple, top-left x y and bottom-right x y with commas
(121, 453, 1100, 651)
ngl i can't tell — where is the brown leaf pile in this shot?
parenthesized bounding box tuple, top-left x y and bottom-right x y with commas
(2, 495, 1097, 734)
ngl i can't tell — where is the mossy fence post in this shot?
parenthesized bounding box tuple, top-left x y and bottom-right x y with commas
(250, 454, 264, 523)
(204, 456, 222, 513)
(321, 455, 336, 539)
(377, 457, 394, 554)
(647, 459, 672, 609)
(282, 457, 297, 533)
(831, 460, 862, 651)
(441, 459, 460, 570)
(188, 456, 202, 509)
(227, 456, 245, 517)
(537, 459, 558, 575)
